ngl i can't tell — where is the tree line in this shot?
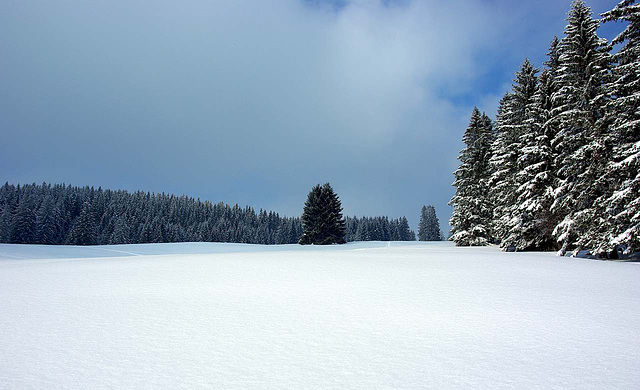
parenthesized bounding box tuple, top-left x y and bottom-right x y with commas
(0, 182, 303, 245)
(0, 182, 441, 245)
(449, 0, 639, 258)
(298, 183, 442, 245)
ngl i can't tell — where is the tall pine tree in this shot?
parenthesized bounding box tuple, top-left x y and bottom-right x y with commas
(489, 59, 539, 249)
(595, 0, 640, 254)
(551, 0, 612, 255)
(449, 108, 494, 246)
(511, 40, 560, 251)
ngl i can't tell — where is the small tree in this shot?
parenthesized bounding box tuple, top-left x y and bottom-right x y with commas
(418, 205, 441, 241)
(299, 183, 346, 245)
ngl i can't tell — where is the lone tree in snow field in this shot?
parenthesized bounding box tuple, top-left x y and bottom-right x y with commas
(299, 183, 346, 245)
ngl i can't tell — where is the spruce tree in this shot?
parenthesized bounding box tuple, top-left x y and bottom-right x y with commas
(11, 198, 37, 244)
(110, 214, 131, 244)
(0, 187, 18, 243)
(595, 0, 640, 254)
(449, 108, 494, 246)
(489, 59, 539, 249)
(299, 183, 346, 245)
(418, 205, 442, 241)
(551, 0, 612, 255)
(511, 41, 561, 251)
(0, 206, 13, 243)
(67, 202, 98, 245)
(398, 217, 414, 241)
(36, 196, 61, 244)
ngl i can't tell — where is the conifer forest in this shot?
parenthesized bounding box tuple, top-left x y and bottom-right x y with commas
(449, 0, 639, 257)
(0, 182, 426, 246)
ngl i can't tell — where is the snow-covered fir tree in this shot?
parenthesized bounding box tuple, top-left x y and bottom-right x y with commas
(511, 39, 561, 251)
(489, 59, 539, 249)
(418, 205, 442, 241)
(449, 108, 494, 246)
(67, 201, 98, 245)
(36, 196, 61, 245)
(455, 0, 637, 257)
(594, 0, 640, 255)
(550, 0, 612, 255)
(109, 214, 131, 244)
(11, 195, 37, 244)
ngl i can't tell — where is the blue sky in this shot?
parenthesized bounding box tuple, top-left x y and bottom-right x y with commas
(0, 0, 622, 233)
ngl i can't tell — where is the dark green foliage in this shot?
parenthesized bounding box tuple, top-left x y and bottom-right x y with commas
(36, 196, 61, 244)
(418, 205, 441, 241)
(345, 216, 416, 242)
(67, 202, 98, 245)
(109, 215, 131, 244)
(11, 197, 37, 244)
(0, 182, 304, 246)
(299, 183, 346, 245)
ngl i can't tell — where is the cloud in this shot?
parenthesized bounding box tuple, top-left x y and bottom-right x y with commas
(2, 0, 613, 232)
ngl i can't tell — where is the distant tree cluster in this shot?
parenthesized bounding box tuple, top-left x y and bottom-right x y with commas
(0, 182, 303, 245)
(0, 182, 421, 246)
(450, 0, 639, 258)
(298, 183, 418, 244)
(345, 216, 416, 242)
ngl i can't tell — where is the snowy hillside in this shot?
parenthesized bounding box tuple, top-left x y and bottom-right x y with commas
(1, 242, 638, 389)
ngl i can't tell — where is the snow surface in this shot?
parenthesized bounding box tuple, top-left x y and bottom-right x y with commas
(1, 241, 638, 389)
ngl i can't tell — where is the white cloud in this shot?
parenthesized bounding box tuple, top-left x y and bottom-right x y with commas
(1, 0, 595, 230)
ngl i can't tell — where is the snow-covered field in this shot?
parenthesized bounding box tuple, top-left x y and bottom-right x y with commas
(1, 241, 638, 389)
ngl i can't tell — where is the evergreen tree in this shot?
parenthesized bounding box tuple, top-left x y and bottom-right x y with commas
(551, 0, 612, 255)
(0, 185, 18, 243)
(489, 59, 539, 248)
(110, 214, 131, 244)
(275, 219, 290, 244)
(150, 216, 164, 243)
(67, 202, 98, 245)
(397, 217, 414, 241)
(355, 219, 368, 241)
(36, 196, 61, 244)
(0, 206, 13, 243)
(11, 197, 37, 244)
(511, 39, 561, 251)
(449, 108, 494, 246)
(418, 205, 442, 241)
(299, 183, 346, 245)
(595, 0, 640, 254)
(0, 181, 411, 247)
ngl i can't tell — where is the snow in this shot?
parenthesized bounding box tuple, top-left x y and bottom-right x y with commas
(1, 241, 638, 389)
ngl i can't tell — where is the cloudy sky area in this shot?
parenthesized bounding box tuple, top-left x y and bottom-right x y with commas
(0, 0, 621, 232)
